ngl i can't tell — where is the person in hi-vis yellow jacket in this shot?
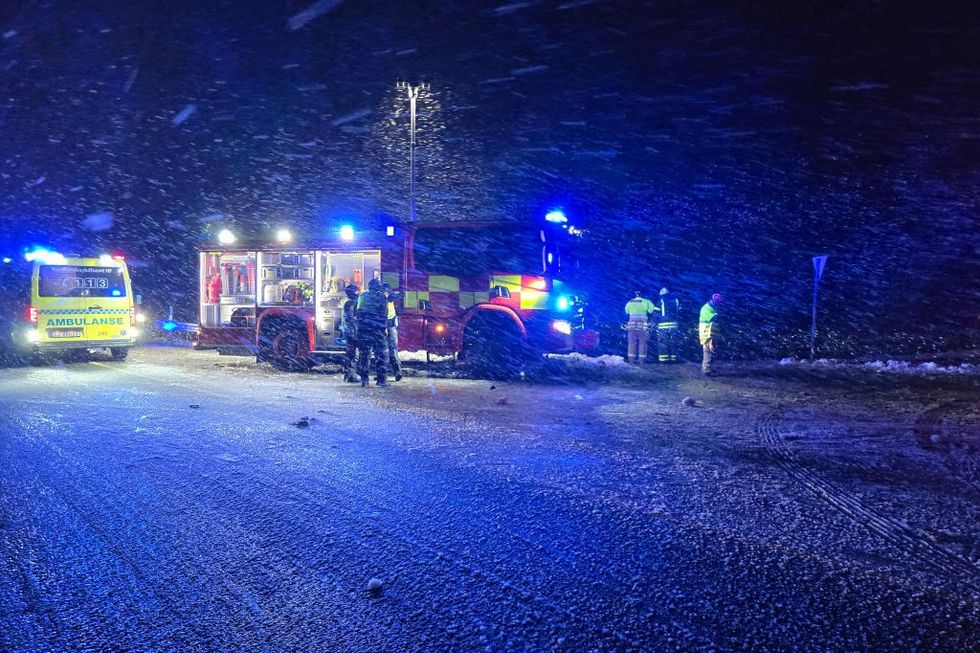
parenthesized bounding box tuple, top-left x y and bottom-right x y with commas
(624, 291, 658, 365)
(699, 293, 724, 375)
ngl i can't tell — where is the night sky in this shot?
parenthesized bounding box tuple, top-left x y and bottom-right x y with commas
(1, 1, 978, 356)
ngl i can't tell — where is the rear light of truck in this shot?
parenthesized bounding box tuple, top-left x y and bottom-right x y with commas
(26, 306, 37, 324)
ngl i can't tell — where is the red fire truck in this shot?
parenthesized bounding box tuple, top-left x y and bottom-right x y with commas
(194, 221, 597, 376)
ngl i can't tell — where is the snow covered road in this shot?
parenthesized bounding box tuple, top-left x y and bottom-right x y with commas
(1, 348, 978, 651)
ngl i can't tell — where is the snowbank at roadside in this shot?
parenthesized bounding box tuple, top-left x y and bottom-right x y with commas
(545, 352, 633, 369)
(778, 357, 977, 375)
(399, 350, 454, 363)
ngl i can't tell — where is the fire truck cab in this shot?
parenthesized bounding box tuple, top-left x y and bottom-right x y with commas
(194, 222, 597, 376)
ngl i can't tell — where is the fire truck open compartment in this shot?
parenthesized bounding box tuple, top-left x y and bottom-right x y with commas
(200, 251, 256, 328)
(197, 247, 382, 352)
(314, 249, 381, 349)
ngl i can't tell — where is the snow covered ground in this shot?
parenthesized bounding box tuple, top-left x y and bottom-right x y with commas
(0, 347, 977, 651)
(779, 357, 978, 375)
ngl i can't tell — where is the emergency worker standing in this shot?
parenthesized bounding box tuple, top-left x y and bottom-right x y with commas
(657, 286, 681, 363)
(356, 278, 389, 387)
(340, 284, 360, 382)
(381, 283, 403, 382)
(699, 293, 724, 376)
(624, 291, 658, 365)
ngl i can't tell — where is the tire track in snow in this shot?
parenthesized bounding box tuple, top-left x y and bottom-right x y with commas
(913, 403, 980, 496)
(758, 411, 980, 593)
(1, 410, 266, 650)
(32, 363, 659, 649)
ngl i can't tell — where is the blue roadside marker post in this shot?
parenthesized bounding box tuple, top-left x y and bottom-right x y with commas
(810, 254, 828, 359)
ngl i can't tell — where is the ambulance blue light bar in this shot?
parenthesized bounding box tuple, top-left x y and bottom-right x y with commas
(545, 210, 568, 224)
(24, 247, 66, 265)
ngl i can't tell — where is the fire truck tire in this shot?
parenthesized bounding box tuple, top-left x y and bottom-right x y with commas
(463, 314, 529, 380)
(261, 322, 312, 372)
(109, 347, 128, 361)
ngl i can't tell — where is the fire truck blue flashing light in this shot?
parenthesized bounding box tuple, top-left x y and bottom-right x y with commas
(545, 210, 568, 224)
(339, 225, 355, 241)
(161, 320, 179, 332)
(556, 295, 571, 311)
(1, 257, 11, 264)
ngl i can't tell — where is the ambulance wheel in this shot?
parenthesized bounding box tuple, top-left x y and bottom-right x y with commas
(270, 329, 312, 372)
(0, 349, 29, 367)
(110, 347, 129, 361)
(28, 351, 55, 366)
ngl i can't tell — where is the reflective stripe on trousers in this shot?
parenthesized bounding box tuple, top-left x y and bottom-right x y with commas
(657, 322, 679, 362)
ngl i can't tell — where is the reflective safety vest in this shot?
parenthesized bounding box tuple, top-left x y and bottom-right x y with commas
(698, 301, 719, 345)
(357, 289, 388, 328)
(625, 297, 656, 321)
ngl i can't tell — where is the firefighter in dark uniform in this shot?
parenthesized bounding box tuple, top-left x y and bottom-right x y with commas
(356, 278, 389, 387)
(381, 283, 403, 382)
(657, 286, 681, 363)
(340, 284, 360, 382)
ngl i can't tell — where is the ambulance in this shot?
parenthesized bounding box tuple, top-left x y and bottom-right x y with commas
(3, 249, 140, 362)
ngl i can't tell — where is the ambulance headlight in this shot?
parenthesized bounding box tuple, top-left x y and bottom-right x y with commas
(24, 329, 40, 343)
(551, 320, 572, 335)
(129, 327, 140, 339)
(135, 311, 147, 324)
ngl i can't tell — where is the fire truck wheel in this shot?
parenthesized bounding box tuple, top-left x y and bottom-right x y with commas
(269, 328, 312, 372)
(463, 314, 529, 381)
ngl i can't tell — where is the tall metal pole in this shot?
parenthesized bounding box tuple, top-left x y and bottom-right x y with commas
(409, 85, 418, 224)
(397, 82, 427, 223)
